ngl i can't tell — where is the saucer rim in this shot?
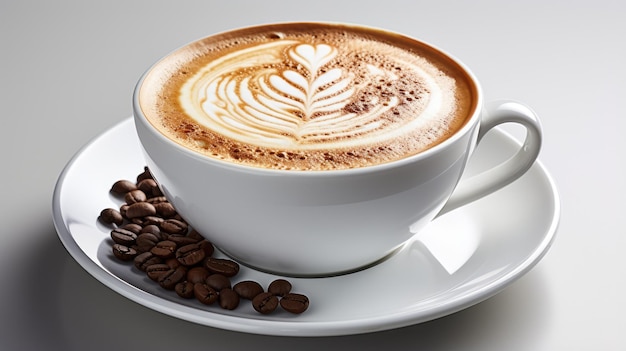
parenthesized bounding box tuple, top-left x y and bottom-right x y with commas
(52, 117, 560, 336)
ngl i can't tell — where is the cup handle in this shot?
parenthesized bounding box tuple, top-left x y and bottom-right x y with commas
(437, 100, 543, 217)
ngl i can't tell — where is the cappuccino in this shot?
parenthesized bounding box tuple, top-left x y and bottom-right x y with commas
(138, 23, 477, 170)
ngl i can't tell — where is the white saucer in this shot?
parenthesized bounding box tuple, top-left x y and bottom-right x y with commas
(52, 118, 559, 337)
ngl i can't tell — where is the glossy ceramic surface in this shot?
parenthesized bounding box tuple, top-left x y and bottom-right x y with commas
(53, 118, 559, 336)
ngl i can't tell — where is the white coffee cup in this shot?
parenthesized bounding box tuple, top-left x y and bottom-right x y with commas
(133, 23, 542, 277)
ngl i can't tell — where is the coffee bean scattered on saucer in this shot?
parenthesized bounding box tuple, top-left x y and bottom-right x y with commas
(100, 167, 310, 315)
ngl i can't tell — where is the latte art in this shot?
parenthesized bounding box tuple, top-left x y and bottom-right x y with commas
(139, 23, 476, 170)
(182, 41, 410, 149)
(180, 40, 449, 150)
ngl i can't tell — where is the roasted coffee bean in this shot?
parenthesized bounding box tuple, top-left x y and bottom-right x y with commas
(138, 178, 161, 197)
(233, 280, 264, 300)
(252, 292, 279, 314)
(176, 243, 205, 266)
(124, 189, 147, 204)
(168, 234, 199, 246)
(140, 224, 162, 237)
(120, 223, 143, 234)
(186, 266, 210, 284)
(219, 288, 240, 310)
(150, 240, 177, 258)
(111, 180, 137, 195)
(136, 233, 160, 248)
(147, 196, 168, 204)
(204, 257, 239, 277)
(130, 218, 146, 226)
(104, 166, 314, 315)
(280, 293, 310, 314)
(206, 274, 231, 291)
(198, 240, 215, 257)
(268, 279, 292, 297)
(152, 186, 164, 197)
(112, 244, 137, 261)
(142, 216, 165, 227)
(158, 266, 187, 290)
(125, 202, 156, 218)
(187, 229, 204, 241)
(154, 202, 177, 218)
(134, 252, 163, 272)
(134, 244, 154, 254)
(99, 208, 123, 225)
(194, 283, 218, 305)
(110, 228, 138, 246)
(119, 204, 129, 219)
(146, 263, 171, 281)
(136, 167, 153, 183)
(165, 257, 182, 269)
(160, 219, 188, 234)
(175, 281, 195, 299)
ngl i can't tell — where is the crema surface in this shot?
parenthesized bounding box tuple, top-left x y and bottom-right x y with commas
(139, 23, 476, 170)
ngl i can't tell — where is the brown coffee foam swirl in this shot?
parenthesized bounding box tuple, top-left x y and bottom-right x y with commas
(139, 24, 474, 170)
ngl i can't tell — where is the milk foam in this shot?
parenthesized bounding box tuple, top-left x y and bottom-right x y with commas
(139, 24, 475, 170)
(179, 38, 454, 150)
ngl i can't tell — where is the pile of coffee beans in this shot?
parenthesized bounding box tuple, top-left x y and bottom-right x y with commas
(99, 167, 309, 315)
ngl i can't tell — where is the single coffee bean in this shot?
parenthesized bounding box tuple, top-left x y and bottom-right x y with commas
(252, 292, 279, 314)
(160, 219, 188, 235)
(194, 283, 218, 305)
(168, 234, 199, 246)
(136, 232, 160, 248)
(206, 274, 231, 291)
(99, 208, 123, 225)
(176, 243, 206, 266)
(280, 293, 310, 314)
(154, 202, 177, 218)
(151, 240, 177, 258)
(136, 167, 153, 183)
(147, 196, 169, 204)
(111, 179, 137, 195)
(138, 178, 161, 197)
(119, 204, 129, 219)
(110, 228, 138, 246)
(175, 281, 195, 299)
(112, 244, 137, 261)
(219, 288, 240, 310)
(134, 244, 154, 254)
(140, 224, 162, 236)
(165, 257, 182, 269)
(187, 229, 204, 241)
(152, 186, 164, 197)
(146, 263, 171, 281)
(233, 280, 264, 300)
(130, 217, 146, 226)
(158, 266, 187, 290)
(125, 202, 156, 218)
(204, 257, 239, 277)
(186, 266, 210, 284)
(120, 223, 143, 234)
(198, 240, 215, 257)
(134, 251, 163, 272)
(268, 279, 292, 297)
(124, 189, 147, 204)
(142, 216, 165, 228)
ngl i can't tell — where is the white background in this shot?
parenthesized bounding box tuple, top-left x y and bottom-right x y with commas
(1, 0, 624, 350)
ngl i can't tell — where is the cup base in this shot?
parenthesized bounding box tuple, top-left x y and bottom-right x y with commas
(218, 245, 405, 278)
